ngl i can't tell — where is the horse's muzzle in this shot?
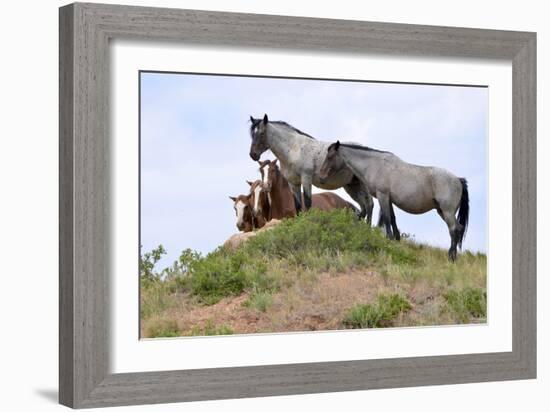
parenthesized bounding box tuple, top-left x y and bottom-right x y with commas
(249, 152, 260, 161)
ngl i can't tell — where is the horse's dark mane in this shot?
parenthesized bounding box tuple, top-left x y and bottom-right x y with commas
(250, 117, 316, 140)
(339, 143, 389, 154)
(271, 121, 316, 140)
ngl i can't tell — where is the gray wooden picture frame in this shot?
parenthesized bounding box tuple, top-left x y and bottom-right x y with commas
(59, 2, 536, 409)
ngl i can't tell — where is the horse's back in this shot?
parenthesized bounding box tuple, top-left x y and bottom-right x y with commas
(311, 192, 356, 211)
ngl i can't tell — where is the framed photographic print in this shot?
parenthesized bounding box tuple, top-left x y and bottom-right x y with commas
(59, 2, 536, 408)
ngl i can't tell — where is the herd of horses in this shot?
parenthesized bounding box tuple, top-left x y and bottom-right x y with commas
(229, 159, 357, 232)
(230, 114, 470, 261)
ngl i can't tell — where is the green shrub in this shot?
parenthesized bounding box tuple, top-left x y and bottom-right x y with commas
(178, 247, 277, 305)
(444, 287, 487, 323)
(343, 294, 412, 328)
(161, 248, 202, 280)
(140, 281, 178, 319)
(206, 322, 234, 336)
(187, 320, 235, 336)
(140, 244, 167, 285)
(187, 249, 257, 304)
(244, 288, 273, 312)
(245, 208, 417, 265)
(144, 318, 180, 338)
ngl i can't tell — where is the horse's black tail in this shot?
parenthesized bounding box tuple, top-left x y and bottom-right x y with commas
(457, 178, 470, 249)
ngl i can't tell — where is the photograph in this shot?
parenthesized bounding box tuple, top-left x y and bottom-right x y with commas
(45, 1, 540, 409)
(139, 71, 488, 338)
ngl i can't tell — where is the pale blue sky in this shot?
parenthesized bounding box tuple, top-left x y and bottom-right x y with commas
(140, 72, 487, 268)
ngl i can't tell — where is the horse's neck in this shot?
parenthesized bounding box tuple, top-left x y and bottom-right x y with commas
(266, 123, 316, 162)
(341, 147, 387, 184)
(270, 171, 296, 217)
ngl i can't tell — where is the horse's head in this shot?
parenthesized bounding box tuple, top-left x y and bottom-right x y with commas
(249, 114, 269, 161)
(248, 179, 270, 221)
(320, 141, 344, 184)
(229, 194, 254, 232)
(258, 159, 278, 193)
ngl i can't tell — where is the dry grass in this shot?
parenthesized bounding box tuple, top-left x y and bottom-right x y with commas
(141, 263, 486, 337)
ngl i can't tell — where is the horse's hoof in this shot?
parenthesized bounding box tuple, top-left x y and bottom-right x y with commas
(355, 211, 366, 222)
(448, 250, 457, 262)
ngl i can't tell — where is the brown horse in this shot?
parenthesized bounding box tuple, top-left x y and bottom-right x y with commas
(247, 179, 271, 226)
(229, 193, 266, 233)
(258, 160, 296, 220)
(258, 159, 358, 219)
(311, 192, 359, 212)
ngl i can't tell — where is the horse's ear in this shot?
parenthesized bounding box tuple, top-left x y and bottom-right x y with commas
(249, 115, 254, 123)
(263, 114, 268, 124)
(273, 158, 278, 166)
(246, 180, 253, 186)
(229, 196, 237, 202)
(335, 140, 341, 150)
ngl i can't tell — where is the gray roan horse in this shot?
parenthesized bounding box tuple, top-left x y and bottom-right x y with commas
(249, 114, 374, 223)
(320, 141, 469, 261)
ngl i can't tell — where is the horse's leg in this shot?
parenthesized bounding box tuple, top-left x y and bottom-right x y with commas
(302, 176, 313, 211)
(343, 183, 365, 220)
(361, 182, 374, 225)
(289, 181, 303, 214)
(376, 191, 394, 240)
(389, 202, 400, 241)
(365, 194, 374, 225)
(377, 211, 384, 228)
(343, 179, 372, 222)
(437, 207, 460, 261)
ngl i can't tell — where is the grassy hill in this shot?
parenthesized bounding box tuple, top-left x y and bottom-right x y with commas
(140, 209, 486, 338)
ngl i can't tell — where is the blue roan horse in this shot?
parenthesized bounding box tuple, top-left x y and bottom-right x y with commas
(320, 141, 470, 261)
(248, 114, 375, 224)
